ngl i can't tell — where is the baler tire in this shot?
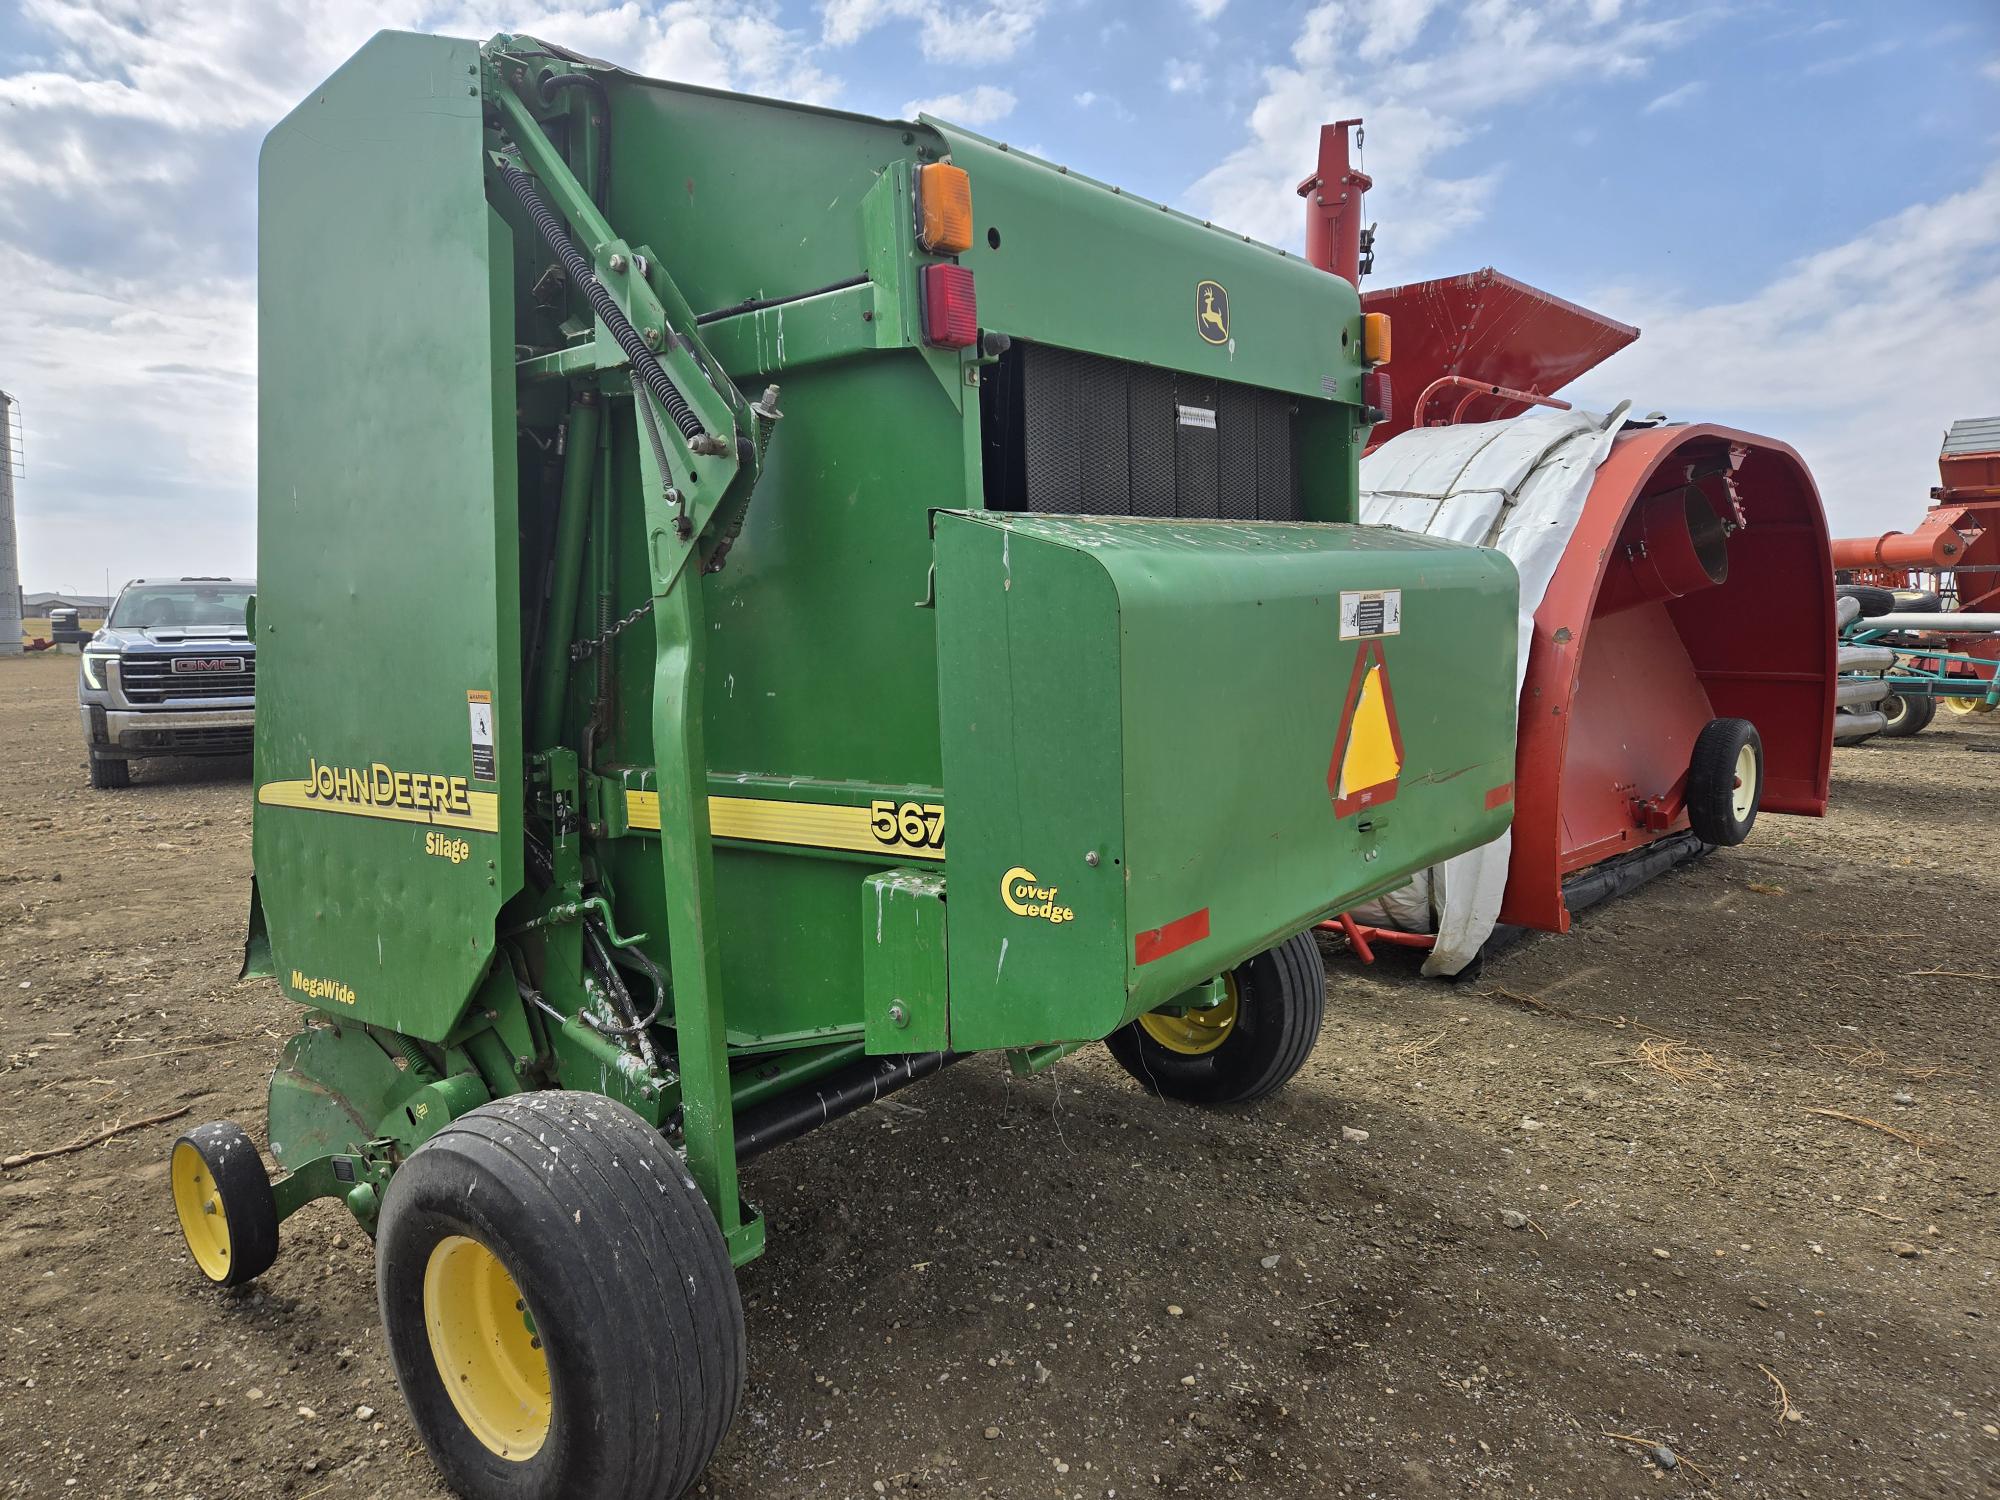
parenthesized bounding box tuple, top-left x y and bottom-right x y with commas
(170, 1121, 280, 1288)
(376, 1093, 744, 1500)
(1879, 691, 1935, 738)
(1891, 589, 1943, 613)
(1685, 718, 1763, 847)
(1833, 584, 1896, 619)
(1105, 930, 1326, 1106)
(88, 753, 130, 789)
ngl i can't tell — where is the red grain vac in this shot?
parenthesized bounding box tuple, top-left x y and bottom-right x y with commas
(1830, 417, 2000, 719)
(1298, 121, 1838, 970)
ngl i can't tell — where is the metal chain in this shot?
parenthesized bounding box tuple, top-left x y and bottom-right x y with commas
(569, 598, 655, 661)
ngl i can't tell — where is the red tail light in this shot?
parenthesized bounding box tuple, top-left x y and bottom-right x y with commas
(920, 263, 977, 349)
(1362, 370, 1392, 426)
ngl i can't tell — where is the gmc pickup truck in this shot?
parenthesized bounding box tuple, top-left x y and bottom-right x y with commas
(78, 577, 255, 789)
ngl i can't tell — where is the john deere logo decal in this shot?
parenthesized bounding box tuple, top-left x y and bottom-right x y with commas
(1196, 280, 1229, 344)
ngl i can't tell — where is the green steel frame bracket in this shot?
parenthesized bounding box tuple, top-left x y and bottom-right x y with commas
(1153, 974, 1229, 1016)
(483, 55, 765, 597)
(722, 1207, 766, 1268)
(859, 160, 966, 405)
(1005, 1040, 1093, 1078)
(271, 1148, 394, 1231)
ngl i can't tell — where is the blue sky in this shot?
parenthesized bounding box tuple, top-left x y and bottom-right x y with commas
(2, 0, 1996, 592)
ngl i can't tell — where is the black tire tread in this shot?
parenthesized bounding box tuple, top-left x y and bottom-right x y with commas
(175, 1120, 279, 1287)
(1686, 717, 1762, 847)
(1879, 691, 1934, 738)
(1106, 929, 1326, 1105)
(379, 1092, 743, 1500)
(88, 753, 129, 790)
(1834, 583, 1896, 619)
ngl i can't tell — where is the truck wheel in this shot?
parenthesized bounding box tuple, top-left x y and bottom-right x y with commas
(171, 1121, 280, 1287)
(1879, 692, 1935, 738)
(1106, 930, 1325, 1105)
(377, 1093, 743, 1500)
(1686, 718, 1763, 846)
(88, 753, 130, 789)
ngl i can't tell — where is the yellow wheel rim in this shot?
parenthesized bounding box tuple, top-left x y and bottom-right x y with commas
(1138, 976, 1240, 1056)
(1730, 741, 1759, 822)
(423, 1235, 552, 1461)
(171, 1141, 233, 1282)
(1943, 694, 1993, 715)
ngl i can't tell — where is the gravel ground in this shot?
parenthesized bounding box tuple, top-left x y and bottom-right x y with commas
(1, 649, 1995, 1499)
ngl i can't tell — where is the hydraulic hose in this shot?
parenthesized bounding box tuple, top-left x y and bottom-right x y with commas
(500, 162, 707, 444)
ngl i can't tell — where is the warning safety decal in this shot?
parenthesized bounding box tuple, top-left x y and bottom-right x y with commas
(467, 690, 497, 782)
(1339, 588, 1402, 640)
(1328, 640, 1405, 817)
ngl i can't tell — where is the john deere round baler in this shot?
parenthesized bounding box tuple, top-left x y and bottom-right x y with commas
(168, 31, 1519, 1498)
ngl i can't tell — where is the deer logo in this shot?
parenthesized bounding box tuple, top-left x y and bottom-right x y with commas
(1195, 280, 1229, 344)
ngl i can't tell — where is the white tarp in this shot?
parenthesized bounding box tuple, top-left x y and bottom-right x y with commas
(1355, 402, 1632, 974)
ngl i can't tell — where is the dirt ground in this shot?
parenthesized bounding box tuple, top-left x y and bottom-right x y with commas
(1, 646, 1995, 1499)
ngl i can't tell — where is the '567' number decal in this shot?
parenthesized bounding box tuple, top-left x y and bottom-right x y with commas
(870, 799, 945, 852)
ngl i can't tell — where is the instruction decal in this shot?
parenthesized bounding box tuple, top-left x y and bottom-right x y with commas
(1339, 588, 1402, 640)
(466, 689, 496, 782)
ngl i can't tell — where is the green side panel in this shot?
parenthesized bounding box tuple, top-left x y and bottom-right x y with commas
(861, 868, 950, 1053)
(267, 1025, 411, 1170)
(928, 122, 1364, 405)
(253, 31, 522, 1043)
(935, 512, 1518, 1050)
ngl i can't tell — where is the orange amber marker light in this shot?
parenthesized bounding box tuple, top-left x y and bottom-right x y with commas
(1362, 311, 1392, 366)
(915, 162, 974, 254)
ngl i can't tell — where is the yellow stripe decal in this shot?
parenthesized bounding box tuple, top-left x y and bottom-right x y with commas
(627, 791, 945, 862)
(257, 780, 501, 834)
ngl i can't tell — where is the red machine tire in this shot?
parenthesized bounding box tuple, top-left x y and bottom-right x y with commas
(1685, 718, 1764, 847)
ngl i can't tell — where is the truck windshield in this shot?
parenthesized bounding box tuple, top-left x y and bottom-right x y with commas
(108, 584, 254, 630)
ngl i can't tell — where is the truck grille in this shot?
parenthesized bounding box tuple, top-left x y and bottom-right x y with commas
(981, 341, 1299, 521)
(119, 654, 256, 704)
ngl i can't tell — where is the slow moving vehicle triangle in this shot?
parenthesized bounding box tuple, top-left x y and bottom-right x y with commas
(1329, 640, 1404, 815)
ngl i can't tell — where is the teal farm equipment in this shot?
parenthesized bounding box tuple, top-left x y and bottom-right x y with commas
(168, 32, 1520, 1498)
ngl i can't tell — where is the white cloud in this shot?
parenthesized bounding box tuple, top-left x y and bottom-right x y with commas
(1575, 162, 2000, 536)
(1643, 79, 1704, 113)
(0, 0, 837, 587)
(1074, 89, 1099, 107)
(1186, 0, 1230, 19)
(1187, 0, 1699, 263)
(1804, 36, 1901, 76)
(821, 0, 1046, 64)
(1, 240, 259, 585)
(903, 84, 1016, 126)
(1983, 56, 2000, 82)
(1164, 58, 1207, 94)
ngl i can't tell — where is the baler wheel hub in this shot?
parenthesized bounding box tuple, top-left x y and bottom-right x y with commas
(1138, 977, 1241, 1056)
(170, 1144, 232, 1281)
(422, 1235, 553, 1460)
(1731, 742, 1757, 823)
